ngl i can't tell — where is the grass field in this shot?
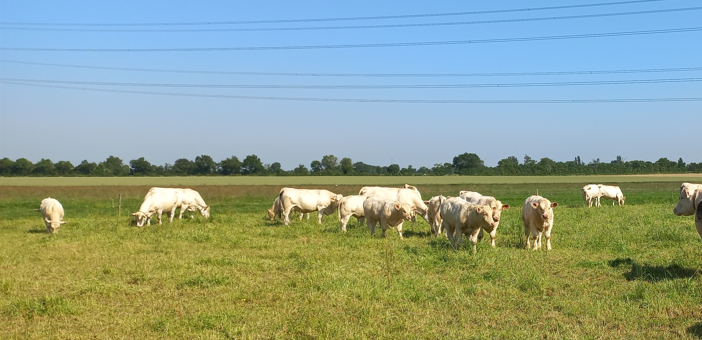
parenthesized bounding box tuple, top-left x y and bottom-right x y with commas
(1, 180, 702, 339)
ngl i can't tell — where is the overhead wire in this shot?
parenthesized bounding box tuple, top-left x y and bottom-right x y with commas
(0, 0, 668, 27)
(3, 80, 700, 103)
(2, 7, 700, 32)
(3, 26, 701, 52)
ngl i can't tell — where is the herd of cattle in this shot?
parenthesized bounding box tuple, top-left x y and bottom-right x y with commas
(34, 182, 702, 252)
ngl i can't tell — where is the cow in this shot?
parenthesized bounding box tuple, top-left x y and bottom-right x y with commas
(582, 184, 602, 207)
(338, 195, 367, 232)
(598, 185, 626, 206)
(267, 196, 309, 222)
(423, 195, 446, 236)
(458, 191, 510, 247)
(522, 195, 558, 251)
(132, 188, 181, 227)
(177, 188, 210, 219)
(35, 197, 66, 234)
(359, 186, 429, 223)
(278, 188, 342, 225)
(439, 197, 494, 253)
(673, 182, 702, 239)
(363, 197, 415, 239)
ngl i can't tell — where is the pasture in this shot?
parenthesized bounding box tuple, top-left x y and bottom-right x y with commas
(1, 179, 702, 339)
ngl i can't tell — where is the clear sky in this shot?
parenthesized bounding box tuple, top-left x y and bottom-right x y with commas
(1, 0, 700, 169)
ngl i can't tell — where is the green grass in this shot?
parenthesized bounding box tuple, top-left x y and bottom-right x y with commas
(1, 173, 701, 186)
(1, 182, 702, 339)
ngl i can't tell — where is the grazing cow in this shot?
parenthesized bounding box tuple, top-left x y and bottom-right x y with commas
(132, 188, 181, 227)
(278, 188, 342, 225)
(359, 186, 429, 223)
(440, 197, 494, 253)
(363, 197, 415, 239)
(673, 182, 702, 239)
(598, 185, 626, 206)
(582, 184, 602, 207)
(521, 195, 558, 251)
(36, 198, 66, 234)
(177, 188, 210, 219)
(267, 196, 309, 221)
(458, 191, 510, 247)
(423, 195, 446, 236)
(338, 195, 367, 232)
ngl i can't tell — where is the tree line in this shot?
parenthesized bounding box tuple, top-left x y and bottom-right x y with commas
(0, 154, 700, 177)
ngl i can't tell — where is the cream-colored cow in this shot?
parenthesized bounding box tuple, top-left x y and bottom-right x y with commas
(132, 188, 181, 227)
(440, 197, 494, 253)
(267, 196, 308, 222)
(673, 182, 702, 239)
(459, 191, 509, 247)
(338, 195, 367, 232)
(359, 186, 428, 223)
(521, 195, 558, 250)
(363, 197, 415, 239)
(423, 195, 446, 236)
(36, 198, 66, 234)
(278, 188, 342, 225)
(582, 184, 602, 207)
(598, 185, 626, 206)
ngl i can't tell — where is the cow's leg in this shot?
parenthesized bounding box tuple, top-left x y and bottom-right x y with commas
(535, 231, 542, 250)
(445, 222, 457, 249)
(454, 227, 464, 250)
(179, 204, 188, 219)
(368, 219, 376, 235)
(357, 216, 365, 228)
(168, 206, 177, 223)
(544, 226, 552, 251)
(340, 213, 350, 232)
(299, 212, 304, 221)
(157, 209, 163, 225)
(696, 217, 702, 240)
(282, 205, 293, 226)
(524, 226, 531, 249)
(469, 229, 482, 254)
(380, 216, 388, 238)
(397, 221, 404, 239)
(489, 229, 498, 247)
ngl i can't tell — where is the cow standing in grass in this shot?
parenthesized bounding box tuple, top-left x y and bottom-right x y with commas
(338, 195, 367, 232)
(459, 191, 509, 247)
(598, 185, 626, 206)
(36, 198, 66, 234)
(673, 182, 702, 239)
(359, 186, 429, 224)
(132, 188, 181, 227)
(363, 197, 415, 239)
(522, 195, 558, 251)
(278, 188, 342, 225)
(423, 195, 446, 236)
(582, 184, 601, 207)
(439, 197, 494, 253)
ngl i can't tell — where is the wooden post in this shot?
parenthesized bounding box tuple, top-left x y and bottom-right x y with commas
(118, 194, 122, 216)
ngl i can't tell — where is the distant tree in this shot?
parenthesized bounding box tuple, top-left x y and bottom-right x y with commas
(32, 159, 56, 176)
(401, 165, 416, 176)
(130, 157, 152, 176)
(452, 153, 484, 175)
(496, 157, 520, 175)
(417, 166, 432, 175)
(432, 163, 454, 176)
(293, 164, 309, 175)
(91, 164, 111, 176)
(537, 157, 556, 175)
(353, 162, 377, 175)
(523, 155, 536, 166)
(55, 161, 74, 176)
(340, 157, 354, 175)
(321, 155, 339, 172)
(194, 155, 217, 175)
(172, 158, 195, 175)
(310, 160, 323, 174)
(241, 154, 265, 175)
(75, 160, 97, 175)
(12, 158, 34, 176)
(268, 162, 283, 175)
(150, 164, 166, 176)
(0, 158, 15, 176)
(218, 156, 241, 175)
(100, 156, 129, 176)
(677, 158, 686, 169)
(387, 164, 401, 176)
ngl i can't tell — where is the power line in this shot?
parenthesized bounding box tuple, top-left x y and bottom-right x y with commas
(4, 77, 701, 89)
(0, 0, 667, 27)
(3, 26, 701, 52)
(4, 59, 701, 78)
(2, 7, 699, 32)
(3, 80, 700, 103)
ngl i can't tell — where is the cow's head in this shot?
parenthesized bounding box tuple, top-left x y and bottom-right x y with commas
(674, 186, 699, 216)
(267, 208, 276, 221)
(201, 206, 211, 219)
(490, 201, 510, 223)
(45, 218, 66, 233)
(395, 202, 415, 221)
(476, 204, 496, 228)
(131, 211, 152, 227)
(531, 199, 558, 221)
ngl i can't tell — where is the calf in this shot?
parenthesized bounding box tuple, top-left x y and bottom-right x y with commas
(582, 184, 601, 207)
(363, 197, 415, 239)
(338, 195, 367, 232)
(359, 186, 429, 224)
(598, 185, 625, 206)
(440, 197, 494, 253)
(423, 195, 446, 236)
(521, 195, 558, 250)
(267, 196, 308, 222)
(178, 188, 211, 219)
(36, 197, 66, 234)
(673, 182, 702, 239)
(459, 191, 510, 247)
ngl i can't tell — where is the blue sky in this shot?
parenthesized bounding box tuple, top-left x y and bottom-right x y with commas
(1, 0, 700, 169)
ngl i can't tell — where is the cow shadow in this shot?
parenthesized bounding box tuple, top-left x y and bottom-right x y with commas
(688, 322, 702, 339)
(609, 258, 699, 282)
(402, 230, 433, 238)
(27, 228, 48, 234)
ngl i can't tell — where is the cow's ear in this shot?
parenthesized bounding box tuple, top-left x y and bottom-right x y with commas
(60, 221, 67, 225)
(411, 205, 416, 210)
(131, 212, 137, 216)
(551, 202, 559, 208)
(503, 204, 510, 210)
(395, 203, 401, 210)
(476, 207, 482, 213)
(531, 202, 538, 209)
(423, 201, 429, 205)
(35, 209, 41, 212)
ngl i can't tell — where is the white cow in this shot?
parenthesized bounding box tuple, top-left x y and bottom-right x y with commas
(440, 197, 494, 253)
(36, 197, 66, 234)
(423, 195, 446, 236)
(359, 186, 429, 223)
(267, 196, 309, 222)
(522, 195, 559, 251)
(363, 197, 415, 239)
(132, 188, 181, 227)
(459, 191, 510, 247)
(673, 182, 702, 239)
(177, 188, 210, 219)
(278, 188, 342, 225)
(582, 184, 602, 207)
(338, 195, 367, 232)
(598, 185, 626, 206)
